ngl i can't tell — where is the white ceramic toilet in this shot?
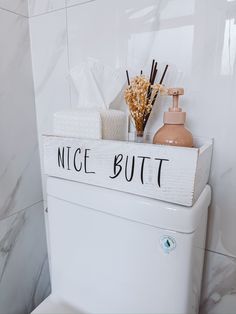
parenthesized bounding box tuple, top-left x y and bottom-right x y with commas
(32, 174, 211, 314)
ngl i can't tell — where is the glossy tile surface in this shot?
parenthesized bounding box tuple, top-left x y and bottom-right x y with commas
(66, 0, 95, 7)
(0, 202, 50, 314)
(0, 0, 28, 16)
(0, 7, 50, 314)
(29, 9, 70, 198)
(0, 8, 42, 218)
(28, 0, 66, 16)
(200, 250, 236, 314)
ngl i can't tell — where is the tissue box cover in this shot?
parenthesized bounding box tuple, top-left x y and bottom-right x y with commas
(100, 109, 127, 141)
(53, 109, 102, 139)
(53, 109, 127, 141)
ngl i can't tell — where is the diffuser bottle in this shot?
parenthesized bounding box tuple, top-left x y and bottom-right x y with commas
(153, 88, 193, 147)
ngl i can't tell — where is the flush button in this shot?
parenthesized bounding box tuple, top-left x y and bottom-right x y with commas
(160, 235, 176, 254)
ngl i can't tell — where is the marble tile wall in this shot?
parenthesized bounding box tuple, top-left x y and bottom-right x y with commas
(200, 250, 236, 314)
(28, 0, 236, 313)
(0, 5, 50, 314)
(0, 202, 50, 314)
(28, 0, 66, 17)
(29, 8, 70, 198)
(0, 0, 29, 16)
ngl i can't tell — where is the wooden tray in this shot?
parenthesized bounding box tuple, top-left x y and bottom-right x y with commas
(43, 135, 213, 207)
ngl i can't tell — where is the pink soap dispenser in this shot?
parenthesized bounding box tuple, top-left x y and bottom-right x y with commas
(153, 88, 193, 147)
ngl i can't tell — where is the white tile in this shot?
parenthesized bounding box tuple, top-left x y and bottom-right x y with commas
(29, 9, 70, 199)
(200, 250, 236, 314)
(0, 202, 50, 314)
(0, 9, 42, 219)
(67, 0, 95, 7)
(67, 0, 236, 257)
(28, 0, 66, 16)
(0, 0, 28, 16)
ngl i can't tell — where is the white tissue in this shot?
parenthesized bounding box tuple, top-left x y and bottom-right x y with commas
(54, 59, 128, 141)
(70, 58, 125, 109)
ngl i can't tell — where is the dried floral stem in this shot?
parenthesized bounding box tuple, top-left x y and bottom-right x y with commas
(125, 61, 169, 135)
(143, 64, 169, 129)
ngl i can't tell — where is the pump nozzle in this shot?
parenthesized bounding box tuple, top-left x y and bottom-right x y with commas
(164, 88, 186, 124)
(168, 88, 184, 112)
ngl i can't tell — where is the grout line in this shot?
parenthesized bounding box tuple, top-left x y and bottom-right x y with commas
(65, 6, 72, 108)
(0, 6, 28, 18)
(205, 248, 236, 260)
(0, 200, 44, 222)
(27, 0, 30, 18)
(0, 0, 96, 19)
(29, 0, 96, 19)
(29, 5, 66, 18)
(66, 0, 96, 10)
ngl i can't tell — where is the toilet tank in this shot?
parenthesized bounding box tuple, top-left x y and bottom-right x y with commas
(46, 177, 211, 314)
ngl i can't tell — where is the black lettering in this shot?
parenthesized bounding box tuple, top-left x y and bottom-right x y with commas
(84, 149, 95, 174)
(109, 154, 123, 179)
(137, 156, 151, 184)
(58, 147, 65, 168)
(73, 148, 82, 172)
(154, 158, 169, 187)
(125, 156, 135, 182)
(66, 146, 71, 170)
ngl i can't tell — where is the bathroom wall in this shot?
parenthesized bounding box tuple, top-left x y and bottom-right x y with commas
(0, 2, 50, 314)
(29, 0, 236, 313)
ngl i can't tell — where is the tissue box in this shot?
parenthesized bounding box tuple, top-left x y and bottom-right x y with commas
(100, 110, 127, 141)
(53, 109, 102, 139)
(53, 109, 127, 141)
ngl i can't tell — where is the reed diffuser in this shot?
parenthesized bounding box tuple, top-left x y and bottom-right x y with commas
(125, 60, 168, 142)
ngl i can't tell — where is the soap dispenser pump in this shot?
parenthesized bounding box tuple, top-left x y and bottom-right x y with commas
(153, 88, 193, 147)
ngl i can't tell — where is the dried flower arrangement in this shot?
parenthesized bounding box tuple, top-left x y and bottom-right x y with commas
(124, 60, 168, 139)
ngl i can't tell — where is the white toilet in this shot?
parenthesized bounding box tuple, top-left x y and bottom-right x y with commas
(32, 176, 211, 314)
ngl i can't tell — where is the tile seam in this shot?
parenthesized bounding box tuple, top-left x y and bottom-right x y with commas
(0, 200, 44, 222)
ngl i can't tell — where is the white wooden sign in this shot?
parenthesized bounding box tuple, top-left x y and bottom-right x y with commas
(43, 135, 213, 206)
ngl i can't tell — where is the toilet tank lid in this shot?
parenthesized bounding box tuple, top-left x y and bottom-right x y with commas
(47, 177, 211, 234)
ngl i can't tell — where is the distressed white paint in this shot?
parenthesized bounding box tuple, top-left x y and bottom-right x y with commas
(43, 135, 212, 206)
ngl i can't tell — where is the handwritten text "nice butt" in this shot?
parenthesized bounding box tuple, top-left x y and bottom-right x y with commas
(57, 146, 169, 188)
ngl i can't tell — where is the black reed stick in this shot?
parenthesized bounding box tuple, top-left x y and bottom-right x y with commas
(151, 62, 158, 84)
(147, 60, 157, 104)
(149, 59, 155, 83)
(159, 64, 169, 84)
(126, 70, 130, 85)
(143, 64, 169, 130)
(151, 64, 169, 107)
(151, 67, 158, 84)
(144, 60, 158, 128)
